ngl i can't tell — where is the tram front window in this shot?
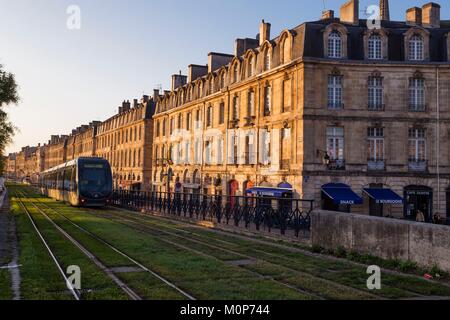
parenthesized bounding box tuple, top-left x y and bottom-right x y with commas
(79, 163, 112, 194)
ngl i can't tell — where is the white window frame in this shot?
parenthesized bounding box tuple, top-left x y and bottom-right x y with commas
(368, 34, 382, 60)
(327, 75, 343, 109)
(409, 78, 425, 111)
(368, 77, 383, 110)
(409, 35, 424, 61)
(326, 127, 344, 160)
(328, 31, 342, 58)
(408, 129, 426, 162)
(368, 128, 385, 161)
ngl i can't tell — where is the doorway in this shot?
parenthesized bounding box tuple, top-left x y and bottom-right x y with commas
(368, 183, 383, 217)
(404, 186, 433, 222)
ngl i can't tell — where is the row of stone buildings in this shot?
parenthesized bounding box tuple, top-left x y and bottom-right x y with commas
(5, 0, 450, 222)
(6, 96, 156, 191)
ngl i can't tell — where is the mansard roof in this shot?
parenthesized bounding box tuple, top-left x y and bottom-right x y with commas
(303, 19, 450, 62)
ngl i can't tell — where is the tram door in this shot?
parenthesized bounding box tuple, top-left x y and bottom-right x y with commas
(404, 186, 433, 222)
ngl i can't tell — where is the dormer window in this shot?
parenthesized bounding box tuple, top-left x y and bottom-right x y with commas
(328, 31, 342, 58)
(409, 35, 424, 61)
(264, 49, 271, 71)
(233, 64, 239, 83)
(248, 57, 254, 77)
(368, 34, 382, 60)
(210, 78, 214, 94)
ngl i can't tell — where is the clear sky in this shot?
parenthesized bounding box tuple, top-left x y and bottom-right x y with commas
(1, 0, 449, 154)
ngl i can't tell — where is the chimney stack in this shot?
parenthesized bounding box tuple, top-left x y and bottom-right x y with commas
(171, 72, 187, 91)
(422, 2, 440, 28)
(380, 0, 390, 21)
(188, 64, 208, 83)
(153, 89, 160, 101)
(322, 10, 335, 20)
(340, 0, 359, 25)
(406, 7, 422, 25)
(259, 20, 271, 45)
(133, 99, 138, 108)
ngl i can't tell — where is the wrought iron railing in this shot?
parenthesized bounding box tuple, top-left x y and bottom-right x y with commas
(112, 190, 314, 237)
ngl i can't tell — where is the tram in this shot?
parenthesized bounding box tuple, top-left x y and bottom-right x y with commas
(40, 157, 113, 207)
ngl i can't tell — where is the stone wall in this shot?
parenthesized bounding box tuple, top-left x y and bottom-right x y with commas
(311, 210, 450, 272)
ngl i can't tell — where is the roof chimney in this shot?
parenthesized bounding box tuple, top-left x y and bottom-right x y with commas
(406, 7, 422, 26)
(188, 64, 208, 83)
(340, 0, 359, 25)
(171, 73, 187, 91)
(234, 38, 259, 57)
(422, 2, 440, 28)
(380, 0, 390, 21)
(207, 53, 234, 73)
(322, 10, 335, 20)
(259, 20, 271, 45)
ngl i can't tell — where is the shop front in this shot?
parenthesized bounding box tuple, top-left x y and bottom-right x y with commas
(363, 187, 403, 217)
(321, 183, 363, 213)
(404, 186, 433, 222)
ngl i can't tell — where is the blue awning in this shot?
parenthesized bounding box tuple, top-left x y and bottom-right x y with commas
(322, 184, 363, 205)
(363, 188, 403, 205)
(278, 182, 293, 189)
(246, 187, 293, 197)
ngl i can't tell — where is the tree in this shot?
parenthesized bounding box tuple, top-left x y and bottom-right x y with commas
(0, 64, 19, 174)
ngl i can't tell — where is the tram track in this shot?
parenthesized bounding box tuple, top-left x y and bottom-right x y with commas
(14, 193, 81, 300)
(19, 190, 196, 301)
(98, 206, 450, 299)
(22, 187, 448, 300)
(78, 207, 383, 300)
(16, 191, 142, 300)
(93, 208, 443, 300)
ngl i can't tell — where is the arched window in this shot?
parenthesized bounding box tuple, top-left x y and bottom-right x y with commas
(210, 77, 214, 94)
(248, 56, 254, 77)
(233, 64, 239, 83)
(409, 35, 424, 61)
(264, 49, 271, 71)
(328, 31, 342, 58)
(368, 34, 382, 60)
(221, 73, 226, 89)
(282, 37, 290, 64)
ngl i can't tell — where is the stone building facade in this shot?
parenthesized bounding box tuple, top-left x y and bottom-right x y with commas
(45, 135, 68, 171)
(95, 96, 155, 191)
(152, 0, 450, 222)
(5, 153, 17, 180)
(66, 122, 101, 162)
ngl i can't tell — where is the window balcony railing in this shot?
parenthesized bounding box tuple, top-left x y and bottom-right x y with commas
(408, 160, 428, 172)
(328, 102, 344, 110)
(409, 104, 427, 112)
(368, 103, 385, 111)
(328, 159, 346, 171)
(368, 159, 386, 171)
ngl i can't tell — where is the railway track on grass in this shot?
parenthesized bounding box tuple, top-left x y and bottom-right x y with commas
(21, 191, 196, 301)
(14, 193, 81, 300)
(16, 191, 142, 301)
